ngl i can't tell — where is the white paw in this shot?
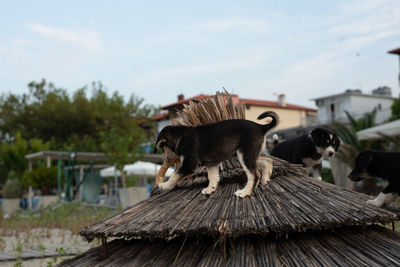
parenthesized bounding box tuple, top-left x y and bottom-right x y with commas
(261, 176, 270, 186)
(201, 187, 215, 195)
(159, 182, 173, 191)
(234, 189, 251, 198)
(367, 199, 382, 207)
(315, 176, 322, 181)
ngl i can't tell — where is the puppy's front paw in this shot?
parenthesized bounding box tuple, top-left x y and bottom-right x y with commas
(315, 176, 322, 181)
(261, 176, 270, 186)
(159, 182, 173, 191)
(201, 187, 215, 195)
(367, 199, 382, 207)
(234, 189, 251, 198)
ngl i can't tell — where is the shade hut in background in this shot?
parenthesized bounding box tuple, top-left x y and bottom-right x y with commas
(61, 92, 400, 266)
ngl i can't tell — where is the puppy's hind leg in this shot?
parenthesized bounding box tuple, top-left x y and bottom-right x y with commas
(257, 157, 273, 186)
(201, 165, 220, 195)
(235, 151, 256, 198)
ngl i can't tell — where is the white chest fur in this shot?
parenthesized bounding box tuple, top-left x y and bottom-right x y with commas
(302, 157, 323, 168)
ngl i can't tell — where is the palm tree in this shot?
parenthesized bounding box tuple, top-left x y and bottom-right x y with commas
(332, 108, 383, 168)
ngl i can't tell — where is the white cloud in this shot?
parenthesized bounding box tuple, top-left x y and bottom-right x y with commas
(331, 13, 399, 36)
(26, 23, 105, 52)
(341, 0, 391, 13)
(133, 54, 270, 86)
(333, 0, 400, 36)
(340, 30, 400, 51)
(324, 1, 400, 55)
(10, 38, 32, 46)
(190, 18, 270, 33)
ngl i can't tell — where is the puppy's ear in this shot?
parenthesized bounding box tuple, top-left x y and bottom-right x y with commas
(334, 135, 341, 151)
(310, 128, 325, 140)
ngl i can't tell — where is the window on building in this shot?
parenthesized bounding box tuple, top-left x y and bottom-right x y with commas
(330, 103, 335, 121)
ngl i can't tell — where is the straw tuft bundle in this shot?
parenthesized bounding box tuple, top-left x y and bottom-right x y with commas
(176, 91, 246, 126)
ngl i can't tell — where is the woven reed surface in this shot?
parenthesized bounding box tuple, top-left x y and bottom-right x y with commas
(80, 158, 399, 241)
(63, 225, 400, 267)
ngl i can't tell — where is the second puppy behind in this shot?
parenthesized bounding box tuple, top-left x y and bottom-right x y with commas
(270, 128, 340, 180)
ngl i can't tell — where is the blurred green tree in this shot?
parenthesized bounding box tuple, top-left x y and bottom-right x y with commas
(100, 127, 146, 188)
(0, 133, 50, 184)
(22, 166, 58, 195)
(0, 79, 158, 151)
(0, 79, 158, 185)
(390, 96, 400, 121)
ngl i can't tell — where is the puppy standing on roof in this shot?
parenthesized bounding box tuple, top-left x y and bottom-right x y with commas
(154, 111, 278, 198)
(270, 128, 340, 180)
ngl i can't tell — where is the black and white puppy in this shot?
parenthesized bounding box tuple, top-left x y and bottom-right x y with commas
(153, 111, 278, 198)
(348, 150, 400, 207)
(270, 128, 340, 180)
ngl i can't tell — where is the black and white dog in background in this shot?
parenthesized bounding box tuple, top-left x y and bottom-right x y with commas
(348, 150, 400, 207)
(153, 111, 278, 198)
(270, 128, 340, 180)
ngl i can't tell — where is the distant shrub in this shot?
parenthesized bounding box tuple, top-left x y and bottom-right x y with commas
(23, 167, 58, 195)
(3, 179, 23, 198)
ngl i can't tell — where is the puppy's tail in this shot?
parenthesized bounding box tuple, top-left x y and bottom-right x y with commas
(257, 111, 279, 133)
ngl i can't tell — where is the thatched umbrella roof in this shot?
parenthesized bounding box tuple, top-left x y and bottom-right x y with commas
(64, 225, 400, 266)
(80, 158, 398, 241)
(69, 92, 400, 266)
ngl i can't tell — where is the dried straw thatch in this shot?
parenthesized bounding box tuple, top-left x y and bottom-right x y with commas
(80, 162, 398, 241)
(64, 225, 400, 267)
(71, 91, 400, 266)
(176, 91, 246, 125)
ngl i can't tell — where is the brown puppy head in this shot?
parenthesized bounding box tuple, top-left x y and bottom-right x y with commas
(348, 150, 375, 182)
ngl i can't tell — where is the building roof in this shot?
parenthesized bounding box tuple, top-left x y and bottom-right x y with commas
(312, 91, 396, 101)
(151, 111, 169, 121)
(388, 47, 400, 55)
(25, 151, 110, 162)
(25, 150, 162, 164)
(161, 94, 316, 112)
(240, 98, 316, 112)
(61, 225, 400, 267)
(161, 94, 212, 109)
(357, 119, 400, 140)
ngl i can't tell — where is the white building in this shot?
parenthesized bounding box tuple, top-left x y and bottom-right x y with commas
(312, 90, 396, 125)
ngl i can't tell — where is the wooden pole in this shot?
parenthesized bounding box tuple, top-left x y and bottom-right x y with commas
(102, 237, 108, 258)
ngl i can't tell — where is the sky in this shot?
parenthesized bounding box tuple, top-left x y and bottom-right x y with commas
(0, 0, 399, 109)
